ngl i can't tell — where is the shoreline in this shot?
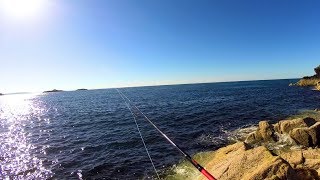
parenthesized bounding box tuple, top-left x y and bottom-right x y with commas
(166, 110, 320, 180)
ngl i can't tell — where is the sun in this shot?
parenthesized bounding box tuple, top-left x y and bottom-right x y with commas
(0, 0, 48, 20)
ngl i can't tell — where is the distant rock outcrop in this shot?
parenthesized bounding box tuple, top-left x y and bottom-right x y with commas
(43, 89, 63, 93)
(0, 93, 3, 96)
(76, 88, 88, 91)
(293, 65, 320, 88)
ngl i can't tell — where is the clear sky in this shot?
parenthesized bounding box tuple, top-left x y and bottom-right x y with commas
(0, 0, 319, 93)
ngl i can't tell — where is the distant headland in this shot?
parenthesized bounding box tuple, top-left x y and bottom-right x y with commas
(290, 65, 320, 90)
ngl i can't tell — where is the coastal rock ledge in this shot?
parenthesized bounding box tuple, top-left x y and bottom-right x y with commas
(197, 142, 318, 180)
(179, 116, 320, 180)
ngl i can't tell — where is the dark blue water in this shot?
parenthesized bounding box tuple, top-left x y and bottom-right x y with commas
(1, 79, 320, 179)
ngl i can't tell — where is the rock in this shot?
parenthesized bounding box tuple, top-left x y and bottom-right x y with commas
(76, 88, 88, 91)
(295, 65, 320, 89)
(279, 150, 304, 167)
(317, 82, 320, 91)
(300, 148, 320, 176)
(274, 118, 317, 134)
(43, 89, 63, 93)
(258, 121, 275, 141)
(289, 122, 320, 147)
(315, 65, 320, 77)
(308, 122, 320, 146)
(303, 148, 320, 159)
(245, 121, 276, 144)
(294, 169, 320, 180)
(0, 93, 3, 96)
(197, 142, 298, 180)
(246, 118, 320, 147)
(302, 148, 320, 175)
(290, 128, 312, 147)
(245, 131, 263, 144)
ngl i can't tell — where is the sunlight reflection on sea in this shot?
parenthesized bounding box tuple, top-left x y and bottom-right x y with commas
(0, 94, 52, 179)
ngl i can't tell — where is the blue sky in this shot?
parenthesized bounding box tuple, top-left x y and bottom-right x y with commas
(0, 0, 319, 93)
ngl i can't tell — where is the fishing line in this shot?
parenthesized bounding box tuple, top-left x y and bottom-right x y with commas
(116, 89, 216, 180)
(116, 89, 161, 179)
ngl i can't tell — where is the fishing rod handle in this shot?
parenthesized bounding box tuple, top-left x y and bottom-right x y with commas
(201, 168, 216, 180)
(188, 157, 216, 180)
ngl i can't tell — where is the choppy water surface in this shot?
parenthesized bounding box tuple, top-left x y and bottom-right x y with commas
(1, 79, 320, 179)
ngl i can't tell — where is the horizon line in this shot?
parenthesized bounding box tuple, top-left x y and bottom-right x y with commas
(1, 77, 300, 95)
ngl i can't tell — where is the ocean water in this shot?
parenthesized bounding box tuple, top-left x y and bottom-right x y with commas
(1, 79, 320, 179)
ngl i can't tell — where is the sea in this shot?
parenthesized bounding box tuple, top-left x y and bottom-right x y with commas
(1, 79, 320, 179)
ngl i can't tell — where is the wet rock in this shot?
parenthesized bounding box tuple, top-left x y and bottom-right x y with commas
(258, 121, 275, 141)
(245, 131, 263, 144)
(245, 121, 276, 144)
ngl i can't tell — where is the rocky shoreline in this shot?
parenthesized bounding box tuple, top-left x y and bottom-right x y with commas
(167, 111, 320, 180)
(199, 115, 320, 180)
(290, 65, 320, 90)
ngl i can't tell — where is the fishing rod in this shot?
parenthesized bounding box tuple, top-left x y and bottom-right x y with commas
(117, 89, 216, 180)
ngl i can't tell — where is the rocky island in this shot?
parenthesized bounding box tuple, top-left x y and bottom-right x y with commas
(43, 89, 63, 93)
(76, 88, 88, 91)
(291, 65, 320, 90)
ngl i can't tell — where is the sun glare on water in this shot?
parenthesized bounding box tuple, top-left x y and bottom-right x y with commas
(0, 0, 48, 20)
